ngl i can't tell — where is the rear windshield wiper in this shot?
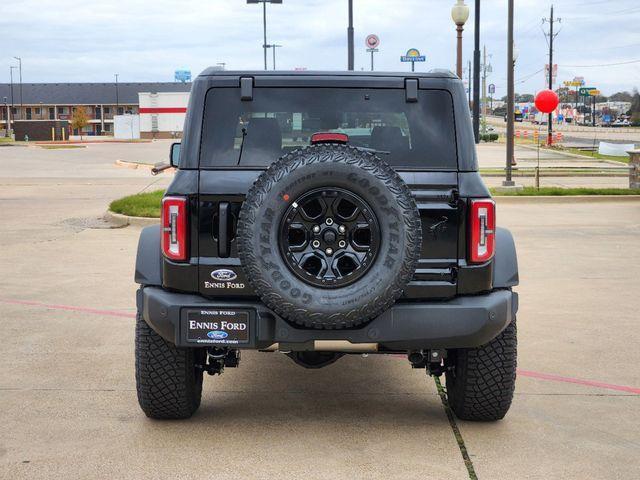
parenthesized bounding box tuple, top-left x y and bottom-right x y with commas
(236, 127, 248, 166)
(355, 146, 390, 155)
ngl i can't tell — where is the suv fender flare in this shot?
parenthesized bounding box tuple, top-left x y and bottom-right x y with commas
(493, 227, 519, 288)
(135, 225, 162, 286)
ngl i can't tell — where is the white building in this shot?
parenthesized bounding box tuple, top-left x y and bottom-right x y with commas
(138, 91, 190, 139)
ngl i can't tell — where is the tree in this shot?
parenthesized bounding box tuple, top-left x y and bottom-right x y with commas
(501, 93, 535, 103)
(609, 91, 633, 102)
(71, 106, 89, 140)
(516, 93, 535, 103)
(630, 89, 640, 125)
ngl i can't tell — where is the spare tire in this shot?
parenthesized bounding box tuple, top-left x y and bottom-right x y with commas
(237, 144, 421, 329)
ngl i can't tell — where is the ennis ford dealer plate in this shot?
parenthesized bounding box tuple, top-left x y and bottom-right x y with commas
(185, 309, 250, 345)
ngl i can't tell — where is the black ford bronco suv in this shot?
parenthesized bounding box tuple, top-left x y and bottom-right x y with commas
(134, 70, 519, 421)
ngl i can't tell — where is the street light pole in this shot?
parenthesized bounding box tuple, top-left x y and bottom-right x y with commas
(13, 57, 22, 110)
(270, 44, 282, 70)
(348, 0, 354, 70)
(114, 74, 119, 112)
(472, 0, 481, 143)
(504, 0, 516, 187)
(3, 97, 9, 138)
(451, 0, 469, 79)
(247, 0, 282, 71)
(263, 1, 268, 70)
(9, 66, 16, 110)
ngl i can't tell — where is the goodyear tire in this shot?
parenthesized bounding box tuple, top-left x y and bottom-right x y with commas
(237, 144, 421, 330)
(445, 316, 517, 421)
(135, 311, 205, 419)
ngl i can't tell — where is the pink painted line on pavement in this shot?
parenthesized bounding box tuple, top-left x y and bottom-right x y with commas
(1, 297, 639, 395)
(518, 369, 640, 395)
(0, 298, 135, 319)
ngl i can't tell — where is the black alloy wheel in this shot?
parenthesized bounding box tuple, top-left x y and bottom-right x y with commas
(279, 187, 380, 288)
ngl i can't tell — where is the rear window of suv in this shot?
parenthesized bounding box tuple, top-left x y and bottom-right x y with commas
(200, 87, 457, 169)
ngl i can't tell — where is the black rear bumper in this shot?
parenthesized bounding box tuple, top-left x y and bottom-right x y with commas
(137, 286, 518, 351)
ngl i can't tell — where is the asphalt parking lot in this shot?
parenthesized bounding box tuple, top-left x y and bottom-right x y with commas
(1, 142, 639, 479)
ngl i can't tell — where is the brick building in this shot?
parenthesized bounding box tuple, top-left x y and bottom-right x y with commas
(0, 82, 191, 137)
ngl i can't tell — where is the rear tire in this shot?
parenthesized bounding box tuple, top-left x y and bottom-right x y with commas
(445, 317, 517, 421)
(135, 312, 204, 419)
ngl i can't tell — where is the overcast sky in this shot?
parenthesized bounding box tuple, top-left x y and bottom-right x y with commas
(2, 0, 639, 97)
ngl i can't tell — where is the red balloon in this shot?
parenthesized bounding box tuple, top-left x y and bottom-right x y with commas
(535, 89, 560, 114)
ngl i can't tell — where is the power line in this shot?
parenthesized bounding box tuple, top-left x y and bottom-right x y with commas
(561, 59, 640, 68)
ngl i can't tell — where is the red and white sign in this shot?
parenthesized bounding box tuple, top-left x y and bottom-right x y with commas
(365, 34, 380, 50)
(544, 64, 558, 85)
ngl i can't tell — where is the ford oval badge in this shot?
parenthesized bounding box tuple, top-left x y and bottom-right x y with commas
(207, 331, 229, 340)
(211, 269, 238, 281)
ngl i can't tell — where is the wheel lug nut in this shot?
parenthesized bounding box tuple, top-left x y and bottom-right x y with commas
(325, 218, 334, 226)
(325, 248, 333, 255)
(338, 240, 346, 248)
(312, 240, 320, 248)
(313, 225, 321, 233)
(338, 225, 346, 234)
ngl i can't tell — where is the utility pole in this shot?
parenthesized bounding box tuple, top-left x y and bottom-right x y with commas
(543, 5, 560, 145)
(468, 60, 472, 105)
(472, 0, 481, 143)
(348, 0, 354, 70)
(481, 46, 491, 135)
(482, 46, 487, 132)
(504, 0, 515, 187)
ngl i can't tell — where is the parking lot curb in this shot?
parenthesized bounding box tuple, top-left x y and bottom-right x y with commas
(104, 210, 158, 227)
(494, 195, 640, 204)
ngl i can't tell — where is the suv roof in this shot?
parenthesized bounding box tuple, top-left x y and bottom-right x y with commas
(199, 69, 458, 79)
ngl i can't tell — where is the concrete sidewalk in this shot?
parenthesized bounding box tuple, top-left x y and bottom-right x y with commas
(477, 143, 630, 188)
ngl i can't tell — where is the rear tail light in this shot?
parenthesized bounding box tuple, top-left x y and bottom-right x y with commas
(162, 196, 188, 261)
(469, 199, 496, 264)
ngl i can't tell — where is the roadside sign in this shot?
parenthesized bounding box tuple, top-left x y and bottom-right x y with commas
(579, 87, 596, 96)
(545, 64, 558, 85)
(174, 70, 191, 83)
(488, 84, 495, 95)
(588, 90, 601, 96)
(401, 48, 426, 63)
(401, 48, 426, 72)
(365, 34, 380, 50)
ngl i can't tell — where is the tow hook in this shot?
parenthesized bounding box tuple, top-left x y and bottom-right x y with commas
(199, 349, 241, 376)
(426, 349, 448, 377)
(408, 350, 448, 376)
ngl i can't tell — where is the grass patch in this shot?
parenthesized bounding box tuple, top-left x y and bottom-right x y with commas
(109, 189, 165, 218)
(559, 147, 631, 163)
(481, 168, 627, 176)
(491, 187, 640, 196)
(39, 144, 86, 150)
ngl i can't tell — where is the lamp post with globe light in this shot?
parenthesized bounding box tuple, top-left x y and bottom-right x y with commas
(451, 0, 469, 79)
